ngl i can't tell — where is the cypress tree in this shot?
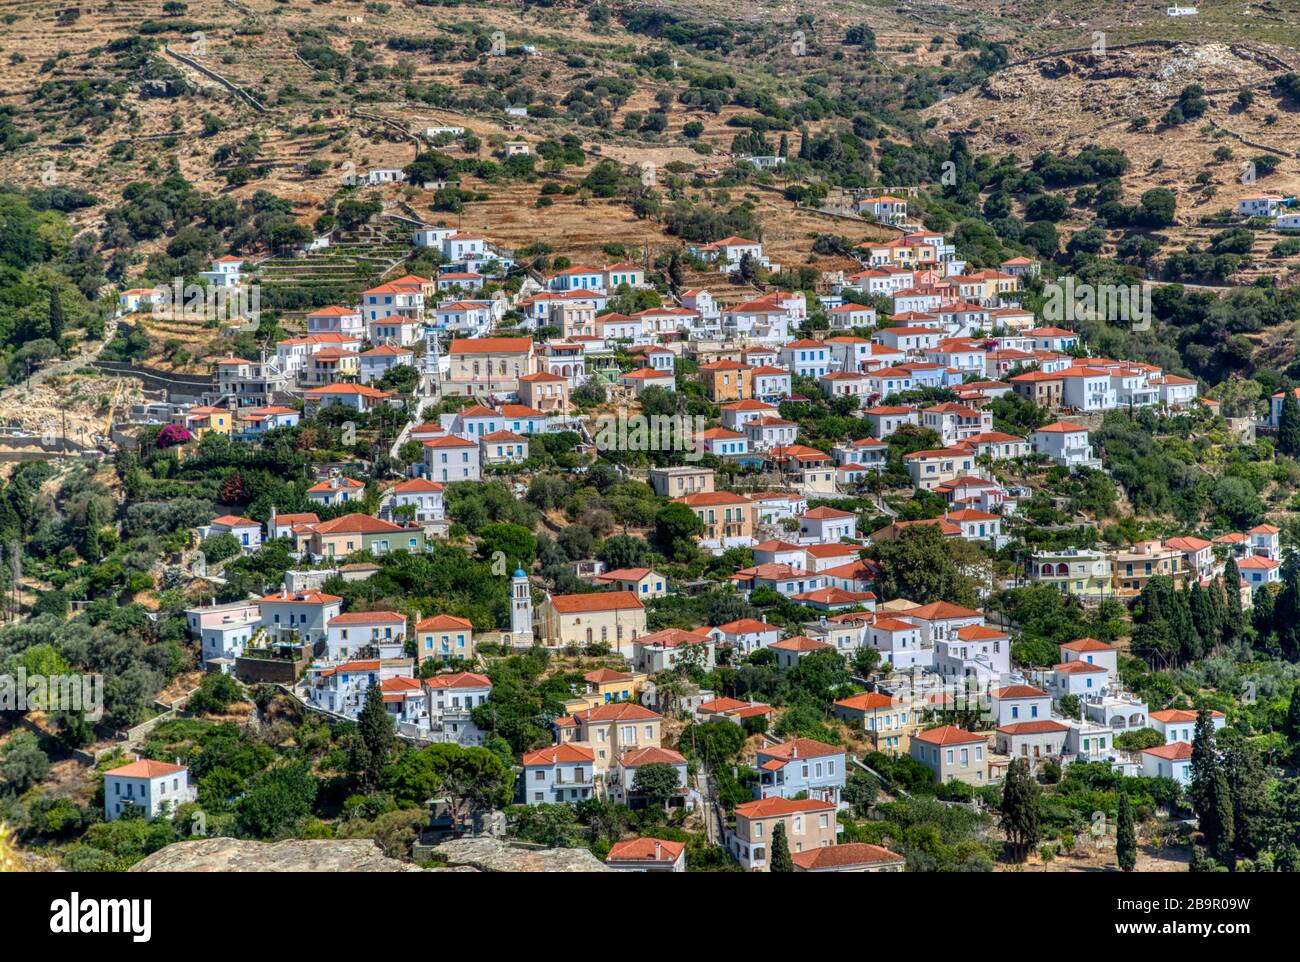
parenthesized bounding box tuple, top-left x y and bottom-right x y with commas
(1280, 389, 1300, 456)
(999, 757, 1041, 862)
(1116, 791, 1137, 872)
(1225, 743, 1266, 857)
(1190, 709, 1218, 817)
(80, 500, 102, 563)
(48, 287, 64, 342)
(1221, 559, 1244, 645)
(1285, 687, 1300, 753)
(1202, 767, 1235, 864)
(357, 682, 394, 787)
(770, 820, 794, 872)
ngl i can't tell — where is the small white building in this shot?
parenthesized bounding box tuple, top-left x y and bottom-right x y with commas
(1237, 195, 1283, 218)
(104, 759, 195, 821)
(325, 610, 407, 660)
(1149, 708, 1225, 745)
(1140, 742, 1193, 783)
(1030, 421, 1100, 470)
(797, 507, 857, 543)
(389, 478, 445, 522)
(202, 514, 262, 551)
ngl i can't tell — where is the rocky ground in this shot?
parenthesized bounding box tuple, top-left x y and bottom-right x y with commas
(128, 836, 611, 872)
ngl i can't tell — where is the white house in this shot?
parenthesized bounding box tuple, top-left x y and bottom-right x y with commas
(1149, 708, 1225, 745)
(358, 344, 415, 384)
(798, 506, 856, 543)
(306, 306, 365, 337)
(424, 436, 481, 483)
(1237, 193, 1284, 217)
(185, 600, 260, 670)
(203, 514, 262, 551)
(258, 588, 343, 645)
(1058, 637, 1118, 680)
(368, 314, 423, 347)
(521, 744, 596, 805)
(104, 759, 195, 821)
(988, 684, 1053, 728)
(1237, 555, 1281, 592)
(752, 738, 846, 805)
(307, 476, 365, 507)
(200, 255, 243, 290)
(325, 610, 407, 660)
(1030, 421, 1100, 470)
(1049, 660, 1109, 697)
(707, 617, 781, 655)
(1140, 742, 1193, 784)
(389, 478, 445, 522)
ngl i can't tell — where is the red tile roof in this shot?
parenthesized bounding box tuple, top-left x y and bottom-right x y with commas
(549, 591, 645, 614)
(791, 842, 903, 870)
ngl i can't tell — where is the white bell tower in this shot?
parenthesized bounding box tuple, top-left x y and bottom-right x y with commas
(511, 568, 533, 647)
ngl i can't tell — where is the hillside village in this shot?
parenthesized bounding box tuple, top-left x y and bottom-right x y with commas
(2, 0, 1300, 884)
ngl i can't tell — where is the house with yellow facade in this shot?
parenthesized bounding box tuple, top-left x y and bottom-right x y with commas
(554, 702, 665, 774)
(833, 691, 921, 755)
(562, 667, 649, 714)
(413, 614, 474, 663)
(173, 405, 233, 438)
(537, 590, 647, 654)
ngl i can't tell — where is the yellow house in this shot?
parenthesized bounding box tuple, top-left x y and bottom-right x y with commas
(538, 590, 647, 654)
(562, 667, 648, 713)
(307, 347, 361, 385)
(414, 614, 474, 663)
(554, 702, 664, 773)
(833, 692, 921, 755)
(175, 405, 233, 437)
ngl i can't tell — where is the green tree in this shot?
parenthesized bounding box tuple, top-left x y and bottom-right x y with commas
(1202, 767, 1235, 864)
(81, 499, 102, 562)
(235, 762, 317, 838)
(769, 819, 794, 872)
(871, 523, 979, 607)
(1116, 791, 1137, 872)
(385, 743, 512, 825)
(1278, 390, 1300, 457)
(356, 683, 395, 788)
(631, 762, 681, 812)
(1220, 561, 1244, 645)
(999, 757, 1041, 862)
(478, 522, 537, 573)
(1225, 742, 1266, 857)
(1285, 686, 1300, 761)
(48, 286, 64, 341)
(654, 502, 705, 557)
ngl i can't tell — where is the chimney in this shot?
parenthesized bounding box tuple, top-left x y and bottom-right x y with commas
(791, 742, 798, 759)
(654, 840, 662, 860)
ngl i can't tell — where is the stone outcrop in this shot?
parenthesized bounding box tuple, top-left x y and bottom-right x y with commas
(432, 837, 612, 872)
(129, 836, 612, 873)
(130, 838, 421, 873)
